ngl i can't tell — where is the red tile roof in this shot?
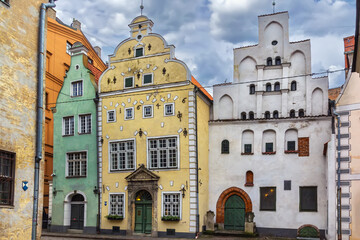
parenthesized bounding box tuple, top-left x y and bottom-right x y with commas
(191, 76, 213, 101)
(88, 63, 103, 85)
(328, 87, 341, 101)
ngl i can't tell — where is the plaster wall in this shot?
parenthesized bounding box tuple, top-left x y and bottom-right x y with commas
(350, 181, 360, 240)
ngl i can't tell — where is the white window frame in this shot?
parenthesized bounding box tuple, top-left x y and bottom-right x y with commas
(70, 80, 83, 97)
(62, 116, 74, 136)
(78, 114, 91, 134)
(124, 107, 134, 120)
(161, 192, 182, 219)
(124, 76, 134, 89)
(142, 73, 153, 85)
(107, 110, 116, 123)
(66, 151, 87, 177)
(164, 103, 175, 116)
(108, 138, 136, 172)
(108, 192, 126, 218)
(147, 135, 180, 170)
(143, 105, 153, 119)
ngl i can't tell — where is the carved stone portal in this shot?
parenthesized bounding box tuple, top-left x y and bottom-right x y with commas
(125, 165, 160, 237)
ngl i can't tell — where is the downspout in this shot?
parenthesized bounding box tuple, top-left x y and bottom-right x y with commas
(194, 87, 200, 235)
(94, 94, 101, 233)
(32, 1, 56, 240)
(332, 107, 342, 240)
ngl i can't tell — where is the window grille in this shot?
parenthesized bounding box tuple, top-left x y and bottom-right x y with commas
(110, 194, 124, 216)
(149, 137, 178, 169)
(110, 140, 135, 171)
(63, 116, 74, 136)
(0, 151, 15, 205)
(71, 81, 83, 97)
(79, 114, 91, 134)
(67, 152, 87, 177)
(163, 193, 180, 217)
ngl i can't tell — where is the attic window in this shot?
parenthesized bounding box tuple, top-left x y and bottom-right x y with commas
(272, 40, 278, 46)
(135, 47, 144, 57)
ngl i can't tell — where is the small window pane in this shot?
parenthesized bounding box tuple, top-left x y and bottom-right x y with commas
(125, 77, 133, 88)
(144, 74, 153, 84)
(244, 144, 252, 153)
(260, 187, 276, 211)
(221, 140, 229, 154)
(136, 48, 143, 57)
(287, 141, 296, 151)
(265, 142, 273, 152)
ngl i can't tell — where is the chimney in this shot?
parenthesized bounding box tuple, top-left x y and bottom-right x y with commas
(47, 8, 56, 20)
(71, 18, 81, 31)
(94, 46, 101, 58)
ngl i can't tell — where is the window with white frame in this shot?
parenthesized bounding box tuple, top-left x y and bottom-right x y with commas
(110, 140, 135, 171)
(71, 81, 83, 97)
(110, 193, 125, 216)
(67, 152, 87, 177)
(107, 110, 116, 122)
(63, 116, 74, 136)
(163, 193, 180, 217)
(79, 114, 91, 134)
(143, 105, 153, 118)
(143, 73, 153, 85)
(164, 103, 174, 116)
(124, 77, 134, 88)
(148, 137, 178, 169)
(125, 107, 134, 120)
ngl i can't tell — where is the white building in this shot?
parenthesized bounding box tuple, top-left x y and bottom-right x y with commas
(208, 12, 334, 238)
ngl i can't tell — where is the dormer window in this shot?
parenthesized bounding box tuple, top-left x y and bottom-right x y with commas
(275, 56, 281, 65)
(267, 57, 272, 66)
(135, 47, 144, 57)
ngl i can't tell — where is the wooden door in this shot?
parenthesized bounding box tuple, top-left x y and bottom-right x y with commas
(224, 195, 245, 230)
(135, 203, 152, 233)
(70, 204, 84, 229)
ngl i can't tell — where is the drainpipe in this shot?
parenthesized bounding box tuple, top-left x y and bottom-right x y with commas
(333, 107, 342, 240)
(94, 94, 101, 233)
(194, 86, 200, 235)
(32, 1, 56, 240)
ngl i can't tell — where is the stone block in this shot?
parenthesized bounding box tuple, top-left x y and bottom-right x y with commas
(245, 222, 256, 234)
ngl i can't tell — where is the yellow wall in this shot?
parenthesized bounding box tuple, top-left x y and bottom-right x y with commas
(349, 110, 360, 174)
(0, 1, 46, 239)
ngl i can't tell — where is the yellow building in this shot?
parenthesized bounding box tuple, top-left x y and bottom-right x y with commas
(98, 15, 212, 237)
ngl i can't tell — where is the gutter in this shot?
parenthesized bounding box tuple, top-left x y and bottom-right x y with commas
(194, 87, 200, 235)
(94, 94, 101, 233)
(32, 1, 56, 240)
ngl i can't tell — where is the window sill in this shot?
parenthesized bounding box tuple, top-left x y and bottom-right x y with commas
(241, 152, 253, 155)
(62, 134, 74, 137)
(110, 169, 135, 173)
(244, 183, 254, 187)
(78, 132, 91, 135)
(66, 176, 86, 178)
(262, 151, 276, 155)
(284, 150, 299, 154)
(0, 204, 14, 209)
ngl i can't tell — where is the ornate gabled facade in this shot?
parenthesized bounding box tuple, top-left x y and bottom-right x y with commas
(209, 11, 332, 239)
(98, 15, 212, 237)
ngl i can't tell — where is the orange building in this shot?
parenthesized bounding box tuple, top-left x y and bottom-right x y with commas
(43, 9, 106, 228)
(344, 36, 355, 78)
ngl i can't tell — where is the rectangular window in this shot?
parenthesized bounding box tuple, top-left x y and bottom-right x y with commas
(163, 193, 180, 217)
(143, 105, 153, 118)
(260, 187, 276, 211)
(79, 114, 91, 134)
(265, 142, 273, 152)
(300, 186, 317, 212)
(287, 141, 296, 151)
(110, 193, 124, 217)
(71, 81, 83, 97)
(66, 41, 72, 55)
(135, 48, 144, 57)
(244, 144, 252, 153)
(67, 152, 87, 177)
(63, 116, 74, 136)
(107, 110, 116, 122)
(124, 77, 134, 88)
(149, 137, 178, 169)
(110, 140, 135, 171)
(0, 150, 15, 206)
(164, 103, 174, 116)
(143, 73, 153, 85)
(125, 107, 134, 120)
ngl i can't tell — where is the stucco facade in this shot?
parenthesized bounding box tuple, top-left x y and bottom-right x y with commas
(209, 12, 331, 238)
(0, 1, 46, 239)
(51, 43, 100, 233)
(98, 15, 212, 237)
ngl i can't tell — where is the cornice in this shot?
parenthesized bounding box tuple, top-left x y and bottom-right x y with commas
(46, 71, 63, 86)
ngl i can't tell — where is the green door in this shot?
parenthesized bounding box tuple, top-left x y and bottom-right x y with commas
(134, 191, 152, 234)
(224, 195, 245, 230)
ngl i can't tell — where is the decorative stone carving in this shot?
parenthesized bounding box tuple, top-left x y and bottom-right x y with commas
(205, 211, 215, 231)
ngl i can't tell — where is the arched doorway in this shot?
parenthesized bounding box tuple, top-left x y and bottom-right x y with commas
(134, 190, 152, 234)
(70, 194, 85, 229)
(224, 195, 245, 230)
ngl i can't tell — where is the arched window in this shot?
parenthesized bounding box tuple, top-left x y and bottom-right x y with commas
(299, 109, 305, 117)
(265, 111, 270, 119)
(275, 56, 281, 65)
(241, 112, 246, 120)
(245, 171, 254, 187)
(291, 81, 297, 91)
(285, 129, 298, 152)
(71, 194, 85, 202)
(249, 84, 255, 94)
(262, 130, 276, 153)
(267, 57, 272, 66)
(249, 112, 254, 120)
(221, 140, 229, 154)
(266, 83, 272, 92)
(242, 130, 254, 154)
(273, 111, 279, 119)
(274, 82, 280, 91)
(290, 109, 296, 118)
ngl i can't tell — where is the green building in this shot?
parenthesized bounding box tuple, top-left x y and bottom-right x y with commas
(51, 42, 101, 233)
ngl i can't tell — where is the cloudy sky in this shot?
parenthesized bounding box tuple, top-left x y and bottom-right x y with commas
(54, 0, 356, 91)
